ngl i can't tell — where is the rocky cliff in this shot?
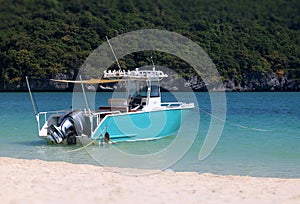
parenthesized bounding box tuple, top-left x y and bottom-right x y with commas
(7, 71, 299, 92)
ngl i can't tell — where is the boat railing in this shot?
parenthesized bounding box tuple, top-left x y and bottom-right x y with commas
(161, 102, 195, 109)
(36, 110, 68, 136)
(38, 110, 68, 125)
(161, 102, 184, 107)
(92, 110, 121, 126)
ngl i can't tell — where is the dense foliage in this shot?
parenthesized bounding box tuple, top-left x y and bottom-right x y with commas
(0, 0, 299, 90)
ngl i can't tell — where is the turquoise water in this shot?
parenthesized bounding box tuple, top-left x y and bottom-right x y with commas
(0, 92, 299, 178)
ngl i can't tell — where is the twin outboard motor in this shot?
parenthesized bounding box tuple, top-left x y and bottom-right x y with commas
(48, 111, 86, 144)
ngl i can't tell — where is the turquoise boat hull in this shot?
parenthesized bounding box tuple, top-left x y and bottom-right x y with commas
(91, 108, 192, 142)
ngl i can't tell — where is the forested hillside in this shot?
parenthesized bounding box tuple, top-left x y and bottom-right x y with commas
(0, 0, 300, 91)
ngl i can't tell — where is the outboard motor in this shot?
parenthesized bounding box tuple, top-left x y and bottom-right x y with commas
(48, 111, 86, 144)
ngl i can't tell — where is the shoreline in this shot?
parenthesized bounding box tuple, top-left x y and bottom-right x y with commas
(1, 89, 300, 92)
(0, 157, 299, 204)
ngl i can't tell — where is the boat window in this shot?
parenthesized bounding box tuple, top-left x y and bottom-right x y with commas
(139, 85, 148, 97)
(150, 82, 160, 97)
(132, 85, 147, 97)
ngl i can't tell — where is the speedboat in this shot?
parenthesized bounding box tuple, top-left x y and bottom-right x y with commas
(26, 67, 194, 145)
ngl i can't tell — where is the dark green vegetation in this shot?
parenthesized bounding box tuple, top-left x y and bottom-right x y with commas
(0, 0, 299, 91)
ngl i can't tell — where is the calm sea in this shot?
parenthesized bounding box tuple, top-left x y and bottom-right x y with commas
(0, 92, 299, 178)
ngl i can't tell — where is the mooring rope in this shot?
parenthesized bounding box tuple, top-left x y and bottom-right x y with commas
(198, 107, 269, 132)
(66, 127, 107, 153)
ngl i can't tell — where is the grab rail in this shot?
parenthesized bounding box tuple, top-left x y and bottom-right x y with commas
(161, 102, 183, 107)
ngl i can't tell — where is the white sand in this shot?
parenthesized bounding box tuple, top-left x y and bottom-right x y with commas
(0, 157, 299, 204)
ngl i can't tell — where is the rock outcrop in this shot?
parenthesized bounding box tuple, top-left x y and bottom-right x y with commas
(1, 71, 300, 92)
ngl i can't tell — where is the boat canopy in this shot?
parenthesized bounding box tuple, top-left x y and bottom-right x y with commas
(51, 68, 168, 84)
(50, 79, 122, 84)
(104, 68, 168, 80)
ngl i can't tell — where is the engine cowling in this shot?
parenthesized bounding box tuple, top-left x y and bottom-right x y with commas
(48, 111, 86, 144)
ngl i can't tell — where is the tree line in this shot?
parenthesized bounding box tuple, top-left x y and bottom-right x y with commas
(0, 0, 299, 90)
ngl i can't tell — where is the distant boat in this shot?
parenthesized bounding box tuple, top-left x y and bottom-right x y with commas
(26, 68, 194, 145)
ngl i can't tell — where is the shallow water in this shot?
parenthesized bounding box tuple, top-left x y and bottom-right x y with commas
(0, 92, 299, 178)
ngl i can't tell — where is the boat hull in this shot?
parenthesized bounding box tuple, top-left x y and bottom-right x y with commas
(92, 108, 192, 142)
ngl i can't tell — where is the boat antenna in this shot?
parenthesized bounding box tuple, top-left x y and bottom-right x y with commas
(150, 56, 155, 70)
(106, 36, 121, 70)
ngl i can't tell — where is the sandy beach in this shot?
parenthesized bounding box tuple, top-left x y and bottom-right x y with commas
(0, 157, 299, 204)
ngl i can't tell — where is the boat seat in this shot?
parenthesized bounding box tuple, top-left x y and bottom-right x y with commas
(108, 98, 128, 107)
(98, 106, 128, 113)
(98, 98, 129, 113)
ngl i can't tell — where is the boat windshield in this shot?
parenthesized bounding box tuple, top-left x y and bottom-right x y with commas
(134, 85, 148, 97)
(130, 80, 160, 98)
(127, 80, 147, 98)
(150, 81, 160, 97)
